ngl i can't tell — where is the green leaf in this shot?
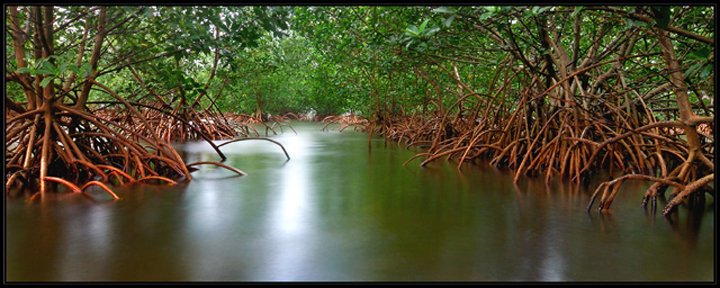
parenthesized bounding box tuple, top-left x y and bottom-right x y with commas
(404, 25, 419, 36)
(652, 6, 671, 30)
(432, 6, 455, 14)
(42, 61, 57, 74)
(699, 63, 714, 78)
(425, 27, 440, 37)
(405, 40, 414, 49)
(684, 63, 703, 78)
(572, 6, 584, 17)
(39, 76, 54, 88)
(16, 67, 33, 74)
(418, 19, 430, 34)
(690, 47, 711, 59)
(418, 42, 428, 51)
(443, 15, 455, 28)
(58, 63, 69, 74)
(523, 9, 533, 19)
(480, 12, 493, 21)
(625, 19, 633, 28)
(34, 69, 52, 75)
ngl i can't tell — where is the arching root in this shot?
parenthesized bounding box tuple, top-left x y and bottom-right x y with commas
(43, 176, 120, 200)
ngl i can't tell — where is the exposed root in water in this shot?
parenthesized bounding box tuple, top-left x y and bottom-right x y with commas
(5, 70, 282, 199)
(320, 115, 369, 132)
(5, 92, 194, 198)
(187, 161, 248, 177)
(351, 23, 714, 216)
(42, 176, 120, 199)
(217, 137, 291, 160)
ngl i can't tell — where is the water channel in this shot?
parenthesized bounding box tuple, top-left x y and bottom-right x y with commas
(5, 121, 715, 282)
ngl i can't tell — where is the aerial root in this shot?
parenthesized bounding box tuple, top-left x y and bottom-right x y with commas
(187, 161, 248, 177)
(43, 176, 120, 200)
(137, 175, 178, 184)
(587, 174, 686, 212)
(97, 164, 133, 184)
(217, 137, 290, 160)
(641, 181, 671, 207)
(586, 170, 714, 215)
(661, 173, 714, 215)
(320, 115, 369, 132)
(356, 98, 711, 217)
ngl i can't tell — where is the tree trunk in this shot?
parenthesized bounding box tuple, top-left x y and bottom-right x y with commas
(75, 6, 107, 110)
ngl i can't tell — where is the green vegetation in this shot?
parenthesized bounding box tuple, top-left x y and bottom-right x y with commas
(5, 5, 714, 215)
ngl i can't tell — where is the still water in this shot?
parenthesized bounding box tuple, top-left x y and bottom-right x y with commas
(6, 121, 715, 282)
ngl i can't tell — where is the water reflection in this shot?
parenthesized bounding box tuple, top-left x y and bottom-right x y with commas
(5, 122, 715, 282)
(263, 133, 315, 280)
(271, 132, 313, 236)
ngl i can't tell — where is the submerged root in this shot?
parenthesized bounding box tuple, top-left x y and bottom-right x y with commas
(43, 176, 120, 199)
(661, 173, 714, 215)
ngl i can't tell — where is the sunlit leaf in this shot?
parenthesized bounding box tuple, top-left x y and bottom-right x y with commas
(404, 25, 419, 36)
(425, 27, 440, 37)
(571, 6, 584, 17)
(418, 19, 430, 34)
(480, 11, 493, 21)
(432, 6, 455, 14)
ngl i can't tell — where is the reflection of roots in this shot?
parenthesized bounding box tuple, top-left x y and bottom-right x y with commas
(366, 93, 713, 215)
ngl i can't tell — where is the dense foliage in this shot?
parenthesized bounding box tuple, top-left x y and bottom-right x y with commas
(5, 6, 290, 195)
(5, 5, 715, 214)
(293, 6, 715, 214)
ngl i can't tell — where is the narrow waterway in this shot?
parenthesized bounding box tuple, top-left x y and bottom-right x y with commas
(5, 121, 715, 282)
